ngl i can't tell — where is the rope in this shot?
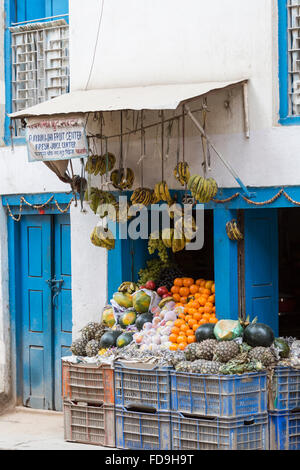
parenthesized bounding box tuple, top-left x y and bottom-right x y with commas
(241, 189, 284, 206)
(212, 193, 240, 204)
(213, 188, 300, 207)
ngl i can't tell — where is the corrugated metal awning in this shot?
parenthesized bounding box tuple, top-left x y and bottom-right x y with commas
(9, 79, 247, 119)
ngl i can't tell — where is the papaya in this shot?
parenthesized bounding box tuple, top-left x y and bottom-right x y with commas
(102, 306, 116, 328)
(132, 290, 151, 313)
(119, 310, 137, 328)
(116, 332, 134, 348)
(214, 319, 243, 341)
(113, 292, 133, 309)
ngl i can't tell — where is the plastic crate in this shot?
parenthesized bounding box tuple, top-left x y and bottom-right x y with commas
(171, 412, 269, 450)
(115, 406, 172, 450)
(62, 361, 114, 405)
(170, 371, 267, 418)
(114, 361, 171, 411)
(63, 401, 115, 447)
(269, 410, 300, 450)
(269, 366, 300, 411)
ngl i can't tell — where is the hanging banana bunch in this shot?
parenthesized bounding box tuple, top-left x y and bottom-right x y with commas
(171, 228, 187, 253)
(130, 187, 155, 207)
(110, 168, 135, 190)
(85, 187, 117, 214)
(153, 181, 173, 205)
(174, 162, 191, 186)
(90, 226, 115, 250)
(187, 175, 218, 203)
(85, 152, 116, 176)
(226, 220, 244, 241)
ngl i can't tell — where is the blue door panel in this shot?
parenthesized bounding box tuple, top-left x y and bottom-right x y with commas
(18, 213, 72, 411)
(51, 0, 69, 16)
(244, 209, 279, 335)
(21, 215, 53, 409)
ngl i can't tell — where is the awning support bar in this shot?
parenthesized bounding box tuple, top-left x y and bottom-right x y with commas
(243, 82, 250, 139)
(185, 104, 255, 198)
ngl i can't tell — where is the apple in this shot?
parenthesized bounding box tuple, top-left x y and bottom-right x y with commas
(145, 280, 156, 290)
(157, 286, 168, 296)
(162, 293, 170, 299)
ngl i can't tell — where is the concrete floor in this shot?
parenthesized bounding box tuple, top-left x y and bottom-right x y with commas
(0, 406, 108, 450)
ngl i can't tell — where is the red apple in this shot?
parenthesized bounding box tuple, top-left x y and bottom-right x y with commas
(145, 280, 156, 290)
(162, 293, 170, 299)
(157, 286, 169, 296)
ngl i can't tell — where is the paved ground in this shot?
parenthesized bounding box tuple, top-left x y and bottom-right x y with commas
(0, 406, 108, 450)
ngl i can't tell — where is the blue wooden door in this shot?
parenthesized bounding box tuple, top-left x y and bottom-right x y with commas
(19, 214, 72, 410)
(244, 209, 279, 335)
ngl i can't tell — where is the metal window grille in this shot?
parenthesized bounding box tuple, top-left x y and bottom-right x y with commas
(287, 0, 300, 115)
(10, 19, 69, 136)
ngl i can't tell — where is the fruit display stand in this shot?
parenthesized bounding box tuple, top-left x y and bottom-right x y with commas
(268, 409, 300, 450)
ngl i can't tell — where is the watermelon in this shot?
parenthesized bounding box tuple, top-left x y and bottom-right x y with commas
(135, 313, 153, 331)
(113, 292, 133, 309)
(243, 323, 275, 347)
(214, 319, 243, 341)
(102, 306, 116, 328)
(116, 332, 134, 348)
(132, 290, 151, 313)
(119, 310, 137, 328)
(195, 323, 216, 342)
(99, 330, 122, 349)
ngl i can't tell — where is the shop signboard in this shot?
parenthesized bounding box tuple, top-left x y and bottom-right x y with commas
(26, 114, 89, 162)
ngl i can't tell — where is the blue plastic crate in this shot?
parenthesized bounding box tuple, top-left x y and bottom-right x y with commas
(115, 406, 171, 450)
(269, 366, 300, 411)
(269, 410, 300, 450)
(171, 412, 269, 450)
(170, 371, 267, 418)
(114, 361, 171, 411)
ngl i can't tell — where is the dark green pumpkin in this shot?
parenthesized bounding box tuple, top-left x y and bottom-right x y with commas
(195, 323, 216, 342)
(243, 323, 275, 348)
(116, 332, 134, 348)
(135, 313, 153, 331)
(100, 330, 122, 349)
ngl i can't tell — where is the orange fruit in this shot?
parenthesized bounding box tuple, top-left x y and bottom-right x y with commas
(193, 323, 200, 331)
(187, 335, 196, 344)
(194, 293, 201, 299)
(212, 306, 216, 313)
(189, 284, 199, 295)
(180, 324, 189, 333)
(169, 334, 178, 343)
(193, 312, 202, 321)
(180, 297, 188, 305)
(199, 319, 207, 325)
(190, 301, 200, 310)
(205, 281, 214, 290)
(211, 283, 215, 293)
(204, 305, 213, 314)
(170, 343, 179, 351)
(203, 288, 211, 296)
(178, 312, 186, 319)
(183, 278, 194, 287)
(199, 280, 206, 287)
(179, 287, 190, 297)
(188, 318, 197, 328)
(208, 295, 215, 303)
(171, 286, 180, 294)
(209, 317, 218, 324)
(196, 279, 205, 286)
(174, 319, 184, 327)
(174, 278, 183, 287)
(184, 314, 193, 321)
(199, 296, 207, 306)
(186, 328, 194, 336)
(173, 294, 181, 302)
(177, 335, 187, 344)
(171, 327, 180, 335)
(178, 342, 188, 350)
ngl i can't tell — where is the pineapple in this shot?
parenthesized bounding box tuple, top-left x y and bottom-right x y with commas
(191, 359, 221, 374)
(85, 339, 101, 357)
(213, 341, 240, 363)
(248, 347, 277, 367)
(195, 339, 218, 360)
(70, 337, 88, 356)
(184, 343, 200, 361)
(94, 324, 107, 341)
(81, 322, 104, 341)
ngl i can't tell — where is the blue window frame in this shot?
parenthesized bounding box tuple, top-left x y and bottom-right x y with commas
(3, 0, 69, 145)
(278, 0, 300, 125)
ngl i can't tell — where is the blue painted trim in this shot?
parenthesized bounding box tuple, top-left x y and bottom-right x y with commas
(2, 192, 73, 209)
(278, 0, 289, 122)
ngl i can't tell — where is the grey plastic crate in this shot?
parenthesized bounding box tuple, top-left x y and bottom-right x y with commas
(269, 366, 300, 411)
(62, 361, 114, 405)
(171, 412, 269, 450)
(64, 401, 115, 447)
(114, 361, 171, 411)
(115, 406, 172, 450)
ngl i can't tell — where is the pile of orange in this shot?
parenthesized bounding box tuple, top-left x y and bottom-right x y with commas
(169, 278, 218, 351)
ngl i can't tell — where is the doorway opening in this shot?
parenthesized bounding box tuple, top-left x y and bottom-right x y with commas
(278, 208, 300, 338)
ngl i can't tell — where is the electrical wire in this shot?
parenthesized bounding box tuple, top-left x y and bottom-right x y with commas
(85, 0, 105, 90)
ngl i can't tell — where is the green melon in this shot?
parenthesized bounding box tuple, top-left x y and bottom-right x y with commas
(119, 310, 137, 328)
(195, 323, 216, 342)
(132, 290, 151, 313)
(243, 323, 275, 348)
(135, 313, 153, 331)
(99, 330, 122, 349)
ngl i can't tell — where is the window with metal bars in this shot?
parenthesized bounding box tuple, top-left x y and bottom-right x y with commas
(10, 19, 69, 137)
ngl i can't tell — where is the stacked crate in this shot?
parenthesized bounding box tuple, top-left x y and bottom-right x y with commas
(62, 361, 115, 447)
(170, 370, 269, 450)
(268, 366, 300, 450)
(114, 361, 172, 450)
